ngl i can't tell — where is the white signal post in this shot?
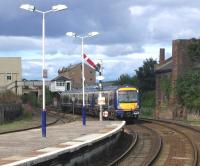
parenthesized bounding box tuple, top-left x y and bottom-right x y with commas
(66, 31, 99, 126)
(97, 59, 104, 121)
(20, 4, 68, 137)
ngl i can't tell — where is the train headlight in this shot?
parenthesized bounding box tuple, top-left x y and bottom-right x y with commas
(103, 111, 109, 118)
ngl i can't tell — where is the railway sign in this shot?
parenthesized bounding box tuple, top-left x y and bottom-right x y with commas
(72, 97, 75, 102)
(97, 75, 104, 81)
(98, 96, 105, 105)
(42, 69, 48, 78)
(103, 111, 108, 118)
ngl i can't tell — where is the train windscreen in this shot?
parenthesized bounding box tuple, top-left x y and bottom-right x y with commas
(118, 90, 138, 103)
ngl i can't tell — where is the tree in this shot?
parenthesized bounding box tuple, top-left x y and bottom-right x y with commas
(21, 92, 38, 107)
(115, 74, 137, 86)
(135, 58, 157, 92)
(117, 74, 132, 85)
(38, 87, 53, 107)
(45, 87, 53, 106)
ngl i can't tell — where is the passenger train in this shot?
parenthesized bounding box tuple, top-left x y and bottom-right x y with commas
(60, 86, 140, 120)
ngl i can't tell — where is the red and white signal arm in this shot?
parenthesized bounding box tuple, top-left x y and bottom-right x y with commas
(98, 96, 105, 105)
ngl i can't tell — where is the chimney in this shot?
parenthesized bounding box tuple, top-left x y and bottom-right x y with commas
(159, 48, 165, 65)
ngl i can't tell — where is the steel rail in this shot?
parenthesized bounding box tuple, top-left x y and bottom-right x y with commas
(108, 131, 138, 166)
(140, 123, 162, 166)
(142, 118, 198, 166)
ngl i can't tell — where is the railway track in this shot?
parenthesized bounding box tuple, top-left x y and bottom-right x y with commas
(141, 119, 200, 166)
(109, 121, 162, 166)
(108, 119, 200, 166)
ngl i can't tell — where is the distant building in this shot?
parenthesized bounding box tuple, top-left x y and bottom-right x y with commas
(58, 63, 96, 88)
(50, 75, 71, 92)
(0, 57, 22, 95)
(155, 39, 194, 120)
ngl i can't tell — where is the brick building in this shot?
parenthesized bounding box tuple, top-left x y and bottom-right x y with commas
(155, 39, 193, 119)
(58, 63, 96, 88)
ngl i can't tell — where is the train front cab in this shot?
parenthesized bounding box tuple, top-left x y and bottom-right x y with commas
(115, 87, 140, 120)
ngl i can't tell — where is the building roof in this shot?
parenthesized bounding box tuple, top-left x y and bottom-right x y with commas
(155, 57, 172, 74)
(58, 63, 95, 74)
(51, 76, 71, 81)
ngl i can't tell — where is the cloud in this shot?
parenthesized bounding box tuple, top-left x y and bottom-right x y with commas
(1, 1, 200, 81)
(129, 5, 155, 16)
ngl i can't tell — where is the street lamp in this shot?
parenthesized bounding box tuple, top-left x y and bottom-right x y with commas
(66, 31, 99, 126)
(20, 4, 68, 137)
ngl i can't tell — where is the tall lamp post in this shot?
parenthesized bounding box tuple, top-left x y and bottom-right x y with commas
(20, 4, 68, 137)
(66, 32, 99, 126)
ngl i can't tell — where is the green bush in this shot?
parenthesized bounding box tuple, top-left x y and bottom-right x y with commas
(160, 76, 171, 100)
(0, 90, 21, 103)
(140, 107, 154, 117)
(187, 39, 200, 62)
(37, 87, 53, 107)
(139, 91, 155, 118)
(176, 69, 200, 111)
(21, 92, 38, 107)
(141, 91, 155, 108)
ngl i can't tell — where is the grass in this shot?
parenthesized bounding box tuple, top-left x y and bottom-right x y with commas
(184, 120, 200, 126)
(0, 109, 39, 132)
(140, 107, 200, 127)
(184, 115, 200, 126)
(140, 107, 154, 118)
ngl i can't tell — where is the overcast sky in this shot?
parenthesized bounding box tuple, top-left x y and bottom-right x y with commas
(1, 0, 200, 81)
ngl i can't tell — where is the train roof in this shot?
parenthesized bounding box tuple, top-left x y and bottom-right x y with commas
(61, 85, 138, 95)
(61, 85, 118, 95)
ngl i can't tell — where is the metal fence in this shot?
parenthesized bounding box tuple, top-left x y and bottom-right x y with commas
(0, 103, 22, 124)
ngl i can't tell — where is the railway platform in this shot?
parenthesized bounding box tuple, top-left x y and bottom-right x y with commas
(0, 120, 125, 166)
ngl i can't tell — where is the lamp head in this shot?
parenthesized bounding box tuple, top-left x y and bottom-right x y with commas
(52, 4, 68, 12)
(20, 4, 35, 12)
(66, 32, 76, 38)
(88, 32, 99, 37)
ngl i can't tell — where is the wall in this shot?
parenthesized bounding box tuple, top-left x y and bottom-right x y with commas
(0, 57, 22, 95)
(59, 63, 96, 88)
(155, 39, 193, 120)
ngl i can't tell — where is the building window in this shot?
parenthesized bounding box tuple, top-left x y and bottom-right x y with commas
(66, 82, 71, 90)
(90, 78, 93, 81)
(90, 71, 93, 74)
(7, 73, 12, 80)
(56, 81, 65, 86)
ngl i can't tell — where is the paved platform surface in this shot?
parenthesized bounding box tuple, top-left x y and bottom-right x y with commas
(0, 120, 125, 166)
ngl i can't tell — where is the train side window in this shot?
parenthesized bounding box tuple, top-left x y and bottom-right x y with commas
(109, 93, 114, 106)
(106, 93, 109, 107)
(88, 93, 91, 104)
(108, 93, 110, 105)
(94, 93, 98, 105)
(68, 94, 71, 104)
(64, 95, 69, 103)
(85, 94, 88, 104)
(103, 92, 108, 105)
(87, 94, 90, 104)
(79, 94, 83, 104)
(75, 94, 78, 103)
(70, 94, 76, 103)
(74, 94, 78, 103)
(77, 94, 79, 104)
